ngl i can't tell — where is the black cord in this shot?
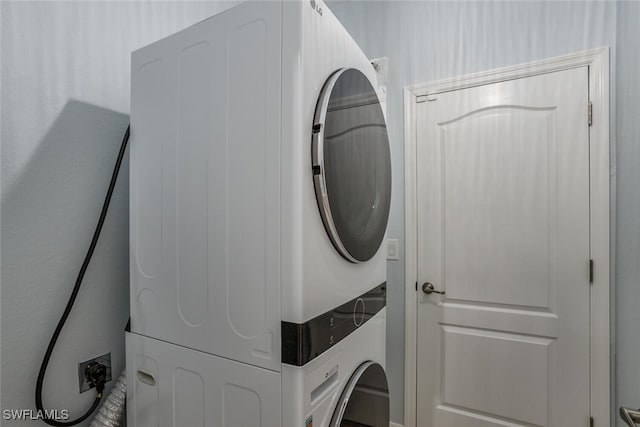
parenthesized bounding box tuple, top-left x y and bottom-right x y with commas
(35, 125, 130, 426)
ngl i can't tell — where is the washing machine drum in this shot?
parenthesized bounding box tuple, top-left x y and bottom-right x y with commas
(330, 362, 390, 427)
(312, 68, 392, 263)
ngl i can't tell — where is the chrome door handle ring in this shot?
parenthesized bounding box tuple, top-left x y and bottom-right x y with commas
(620, 407, 640, 426)
(422, 282, 445, 295)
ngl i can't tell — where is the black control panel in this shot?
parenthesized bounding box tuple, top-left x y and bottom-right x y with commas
(281, 282, 386, 366)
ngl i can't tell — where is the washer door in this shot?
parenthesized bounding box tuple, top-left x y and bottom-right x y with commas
(330, 361, 390, 427)
(312, 68, 392, 263)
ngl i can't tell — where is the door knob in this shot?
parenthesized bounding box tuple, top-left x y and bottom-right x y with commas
(620, 407, 640, 426)
(422, 282, 445, 295)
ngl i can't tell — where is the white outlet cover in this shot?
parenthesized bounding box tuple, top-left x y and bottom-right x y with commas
(387, 239, 399, 261)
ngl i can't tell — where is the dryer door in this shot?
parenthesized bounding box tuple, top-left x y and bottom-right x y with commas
(330, 361, 390, 427)
(312, 68, 392, 263)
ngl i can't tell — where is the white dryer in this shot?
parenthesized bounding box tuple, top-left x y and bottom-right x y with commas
(127, 0, 391, 425)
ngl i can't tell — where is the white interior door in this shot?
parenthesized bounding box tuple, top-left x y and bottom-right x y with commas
(416, 67, 590, 427)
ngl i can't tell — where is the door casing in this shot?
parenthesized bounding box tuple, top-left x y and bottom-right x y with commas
(403, 48, 611, 427)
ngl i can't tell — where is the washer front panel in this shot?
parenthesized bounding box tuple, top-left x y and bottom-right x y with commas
(329, 361, 390, 427)
(312, 68, 392, 263)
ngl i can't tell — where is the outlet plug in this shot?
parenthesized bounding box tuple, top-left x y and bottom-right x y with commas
(78, 353, 112, 393)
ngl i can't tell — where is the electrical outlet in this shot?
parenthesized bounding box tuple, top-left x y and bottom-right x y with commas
(387, 239, 399, 261)
(78, 353, 112, 393)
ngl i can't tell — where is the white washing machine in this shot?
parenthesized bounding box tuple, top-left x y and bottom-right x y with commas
(127, 306, 388, 427)
(127, 0, 391, 425)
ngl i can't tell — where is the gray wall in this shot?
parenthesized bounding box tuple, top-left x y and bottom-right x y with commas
(328, 1, 619, 424)
(1, 1, 639, 427)
(615, 0, 640, 422)
(0, 2, 239, 425)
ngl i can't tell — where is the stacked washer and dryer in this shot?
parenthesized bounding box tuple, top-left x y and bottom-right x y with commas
(127, 1, 392, 426)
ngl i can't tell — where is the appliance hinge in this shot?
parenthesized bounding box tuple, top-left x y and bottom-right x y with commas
(588, 101, 593, 126)
(590, 416, 594, 427)
(416, 95, 428, 103)
(415, 281, 418, 291)
(589, 259, 594, 284)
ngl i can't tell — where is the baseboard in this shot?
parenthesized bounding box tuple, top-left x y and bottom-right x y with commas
(390, 422, 404, 427)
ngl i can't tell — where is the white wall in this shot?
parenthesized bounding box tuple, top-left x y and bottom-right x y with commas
(0, 2, 239, 425)
(328, 1, 618, 423)
(615, 1, 640, 422)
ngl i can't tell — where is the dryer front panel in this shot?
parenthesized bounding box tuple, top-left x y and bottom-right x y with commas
(312, 68, 392, 263)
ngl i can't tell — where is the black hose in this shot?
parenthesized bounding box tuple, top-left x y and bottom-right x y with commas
(35, 125, 130, 426)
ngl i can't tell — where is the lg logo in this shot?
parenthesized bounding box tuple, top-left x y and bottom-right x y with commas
(310, 0, 323, 16)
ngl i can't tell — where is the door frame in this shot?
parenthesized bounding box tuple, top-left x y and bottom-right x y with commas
(403, 48, 611, 427)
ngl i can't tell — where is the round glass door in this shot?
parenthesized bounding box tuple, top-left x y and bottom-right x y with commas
(312, 68, 392, 263)
(329, 362, 390, 427)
